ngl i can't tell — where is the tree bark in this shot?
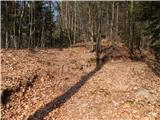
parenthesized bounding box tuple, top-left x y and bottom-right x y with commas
(5, 31, 9, 49)
(129, 1, 134, 56)
(73, 1, 77, 44)
(89, 6, 94, 43)
(41, 20, 44, 48)
(110, 2, 115, 47)
(5, 2, 9, 48)
(29, 1, 33, 49)
(106, 4, 109, 38)
(96, 3, 102, 68)
(18, 1, 24, 49)
(116, 2, 119, 36)
(13, 1, 17, 49)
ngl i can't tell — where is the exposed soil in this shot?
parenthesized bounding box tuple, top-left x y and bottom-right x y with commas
(1, 47, 160, 120)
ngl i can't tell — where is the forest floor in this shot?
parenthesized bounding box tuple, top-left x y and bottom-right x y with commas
(1, 45, 160, 120)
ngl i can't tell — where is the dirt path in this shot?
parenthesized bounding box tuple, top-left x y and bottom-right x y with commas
(44, 60, 160, 120)
(1, 48, 160, 120)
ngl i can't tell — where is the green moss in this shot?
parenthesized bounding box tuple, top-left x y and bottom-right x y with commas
(125, 99, 135, 105)
(88, 58, 96, 64)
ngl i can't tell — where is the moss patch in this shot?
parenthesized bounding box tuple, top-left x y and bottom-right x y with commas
(125, 99, 135, 105)
(88, 58, 96, 64)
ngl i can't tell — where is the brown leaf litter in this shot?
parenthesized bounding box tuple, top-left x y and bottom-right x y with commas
(1, 47, 160, 120)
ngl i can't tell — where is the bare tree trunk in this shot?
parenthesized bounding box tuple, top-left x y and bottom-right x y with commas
(73, 1, 76, 44)
(77, 3, 81, 42)
(5, 31, 8, 49)
(5, 2, 9, 48)
(116, 2, 119, 36)
(79, 10, 82, 42)
(66, 2, 71, 47)
(18, 1, 24, 49)
(110, 2, 115, 47)
(59, 1, 64, 47)
(106, 5, 109, 38)
(29, 1, 33, 49)
(33, 4, 36, 48)
(129, 1, 134, 56)
(89, 6, 94, 43)
(125, 6, 128, 34)
(65, 2, 68, 29)
(41, 20, 44, 48)
(13, 1, 17, 49)
(96, 3, 102, 68)
(71, 9, 74, 37)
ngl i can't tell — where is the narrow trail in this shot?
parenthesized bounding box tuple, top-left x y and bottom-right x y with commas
(1, 48, 160, 120)
(46, 60, 160, 120)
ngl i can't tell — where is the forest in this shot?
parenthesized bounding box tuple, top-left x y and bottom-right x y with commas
(1, 1, 160, 120)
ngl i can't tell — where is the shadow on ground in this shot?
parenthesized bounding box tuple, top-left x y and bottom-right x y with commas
(27, 48, 160, 120)
(132, 58, 160, 77)
(128, 51, 160, 77)
(145, 60, 160, 77)
(27, 59, 106, 120)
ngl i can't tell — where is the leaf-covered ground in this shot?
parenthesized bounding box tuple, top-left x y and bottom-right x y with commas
(1, 47, 160, 120)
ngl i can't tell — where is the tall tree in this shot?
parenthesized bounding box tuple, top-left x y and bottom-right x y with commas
(96, 2, 102, 68)
(129, 1, 134, 56)
(110, 2, 115, 47)
(116, 2, 119, 36)
(73, 1, 76, 44)
(28, 1, 33, 49)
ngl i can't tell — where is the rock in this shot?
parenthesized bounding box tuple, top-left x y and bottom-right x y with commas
(147, 112, 157, 119)
(135, 88, 151, 98)
(112, 100, 119, 107)
(81, 102, 88, 108)
(121, 116, 132, 120)
(135, 87, 157, 103)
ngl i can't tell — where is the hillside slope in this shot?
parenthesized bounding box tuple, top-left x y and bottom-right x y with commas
(1, 47, 160, 120)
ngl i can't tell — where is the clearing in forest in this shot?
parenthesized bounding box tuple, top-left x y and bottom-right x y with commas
(1, 47, 160, 120)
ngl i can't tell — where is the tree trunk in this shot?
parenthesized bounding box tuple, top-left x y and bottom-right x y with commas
(96, 3, 102, 68)
(59, 1, 64, 47)
(73, 1, 76, 44)
(65, 2, 68, 29)
(13, 1, 17, 49)
(5, 2, 9, 49)
(106, 5, 109, 38)
(110, 2, 115, 47)
(5, 31, 9, 49)
(89, 6, 93, 43)
(129, 1, 134, 56)
(29, 1, 33, 50)
(116, 2, 119, 36)
(67, 2, 71, 47)
(125, 6, 128, 34)
(18, 1, 24, 49)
